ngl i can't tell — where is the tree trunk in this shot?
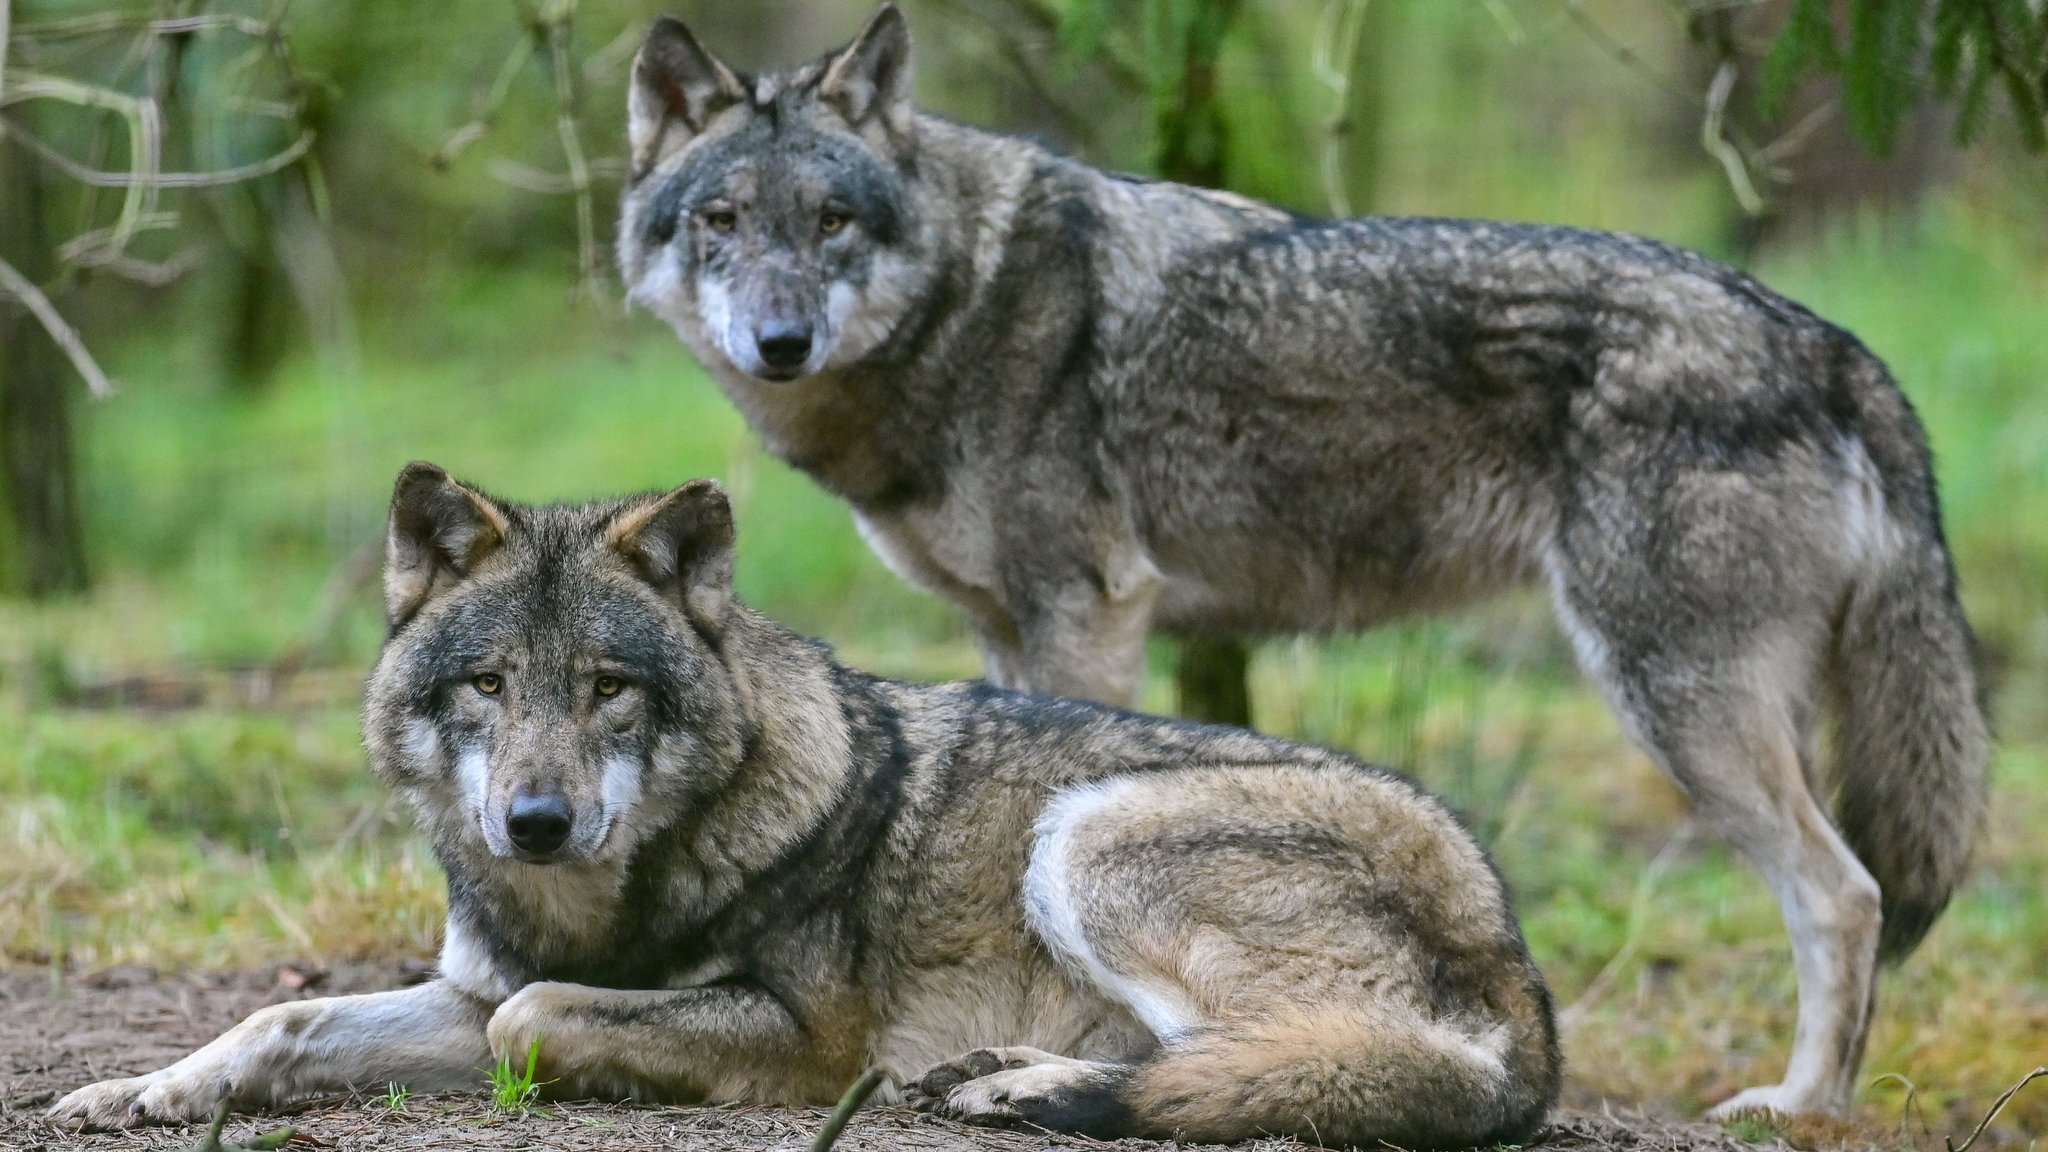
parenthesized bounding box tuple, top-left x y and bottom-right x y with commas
(0, 119, 91, 598)
(1156, 0, 1252, 727)
(1156, 0, 1241, 190)
(1174, 636, 1253, 725)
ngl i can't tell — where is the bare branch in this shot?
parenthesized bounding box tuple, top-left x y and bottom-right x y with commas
(1702, 62, 1767, 216)
(487, 156, 623, 194)
(1566, 0, 1695, 105)
(10, 13, 274, 42)
(581, 24, 639, 87)
(1312, 0, 1371, 217)
(0, 2, 330, 400)
(0, 256, 117, 400)
(1, 0, 12, 120)
(433, 33, 536, 170)
(543, 4, 601, 296)
(2, 70, 160, 258)
(1, 116, 316, 189)
(1566, 3, 1771, 218)
(1946, 1067, 2048, 1152)
(54, 211, 180, 265)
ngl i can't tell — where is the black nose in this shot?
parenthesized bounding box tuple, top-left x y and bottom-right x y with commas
(756, 323, 813, 371)
(506, 793, 573, 856)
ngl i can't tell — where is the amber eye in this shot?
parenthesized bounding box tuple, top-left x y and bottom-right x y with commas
(819, 210, 848, 236)
(473, 673, 502, 696)
(594, 675, 622, 699)
(704, 209, 737, 234)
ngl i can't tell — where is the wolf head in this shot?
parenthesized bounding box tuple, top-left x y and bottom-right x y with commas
(617, 4, 935, 383)
(364, 462, 748, 868)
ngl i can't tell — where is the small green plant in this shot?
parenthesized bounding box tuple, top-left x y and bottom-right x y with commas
(1720, 1108, 1790, 1145)
(374, 1081, 411, 1112)
(486, 1037, 553, 1114)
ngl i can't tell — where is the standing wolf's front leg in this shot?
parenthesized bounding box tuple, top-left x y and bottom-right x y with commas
(1003, 532, 1162, 709)
(487, 981, 860, 1104)
(49, 979, 492, 1130)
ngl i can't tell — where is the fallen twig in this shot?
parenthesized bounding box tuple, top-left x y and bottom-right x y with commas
(1946, 1066, 2048, 1152)
(807, 1067, 886, 1152)
(1868, 1071, 1927, 1146)
(181, 1099, 295, 1152)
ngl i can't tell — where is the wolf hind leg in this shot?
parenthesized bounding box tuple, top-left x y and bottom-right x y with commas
(1555, 593, 1879, 1115)
(1682, 696, 1881, 1119)
(907, 1047, 1139, 1136)
(999, 769, 1558, 1147)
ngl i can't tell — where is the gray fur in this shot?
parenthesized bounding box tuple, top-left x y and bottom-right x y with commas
(51, 466, 1560, 1149)
(617, 4, 1991, 1117)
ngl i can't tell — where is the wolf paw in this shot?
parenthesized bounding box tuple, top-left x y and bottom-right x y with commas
(907, 1046, 1048, 1114)
(907, 1048, 1133, 1137)
(1706, 1081, 1845, 1121)
(48, 1073, 223, 1131)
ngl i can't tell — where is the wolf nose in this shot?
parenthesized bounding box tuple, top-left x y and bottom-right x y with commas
(755, 323, 813, 372)
(506, 793, 573, 857)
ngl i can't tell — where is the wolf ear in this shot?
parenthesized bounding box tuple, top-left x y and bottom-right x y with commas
(609, 479, 736, 636)
(819, 3, 913, 138)
(385, 462, 511, 629)
(629, 16, 745, 178)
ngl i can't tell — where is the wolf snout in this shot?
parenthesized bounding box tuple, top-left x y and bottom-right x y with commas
(754, 321, 814, 376)
(507, 792, 574, 859)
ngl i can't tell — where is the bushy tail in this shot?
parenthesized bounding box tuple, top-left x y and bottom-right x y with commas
(1123, 1000, 1559, 1149)
(1830, 354, 1991, 962)
(1834, 517, 1990, 960)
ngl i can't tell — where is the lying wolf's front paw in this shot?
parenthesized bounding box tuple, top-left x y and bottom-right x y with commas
(48, 1073, 222, 1131)
(487, 981, 575, 1067)
(48, 1076, 152, 1131)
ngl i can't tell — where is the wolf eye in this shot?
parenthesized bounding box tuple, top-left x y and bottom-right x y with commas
(594, 675, 623, 699)
(818, 210, 849, 236)
(473, 673, 502, 696)
(704, 209, 737, 234)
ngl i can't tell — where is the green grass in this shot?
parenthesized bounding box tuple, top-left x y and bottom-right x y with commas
(487, 1038, 550, 1115)
(1718, 1111, 1790, 1145)
(2, 199, 2045, 1142)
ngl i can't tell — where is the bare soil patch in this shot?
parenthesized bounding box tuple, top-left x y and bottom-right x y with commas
(2, 964, 1799, 1152)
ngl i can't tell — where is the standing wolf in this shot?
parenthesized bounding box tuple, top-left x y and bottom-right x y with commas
(52, 464, 1560, 1148)
(615, 4, 1989, 1118)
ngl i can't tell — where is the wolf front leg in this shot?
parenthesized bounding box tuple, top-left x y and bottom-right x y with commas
(49, 979, 493, 1130)
(1004, 548, 1162, 709)
(485, 980, 862, 1104)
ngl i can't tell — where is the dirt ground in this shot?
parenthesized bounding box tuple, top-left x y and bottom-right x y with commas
(1, 964, 1827, 1152)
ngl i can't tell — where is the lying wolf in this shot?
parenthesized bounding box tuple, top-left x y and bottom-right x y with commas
(614, 4, 1990, 1117)
(51, 463, 1560, 1147)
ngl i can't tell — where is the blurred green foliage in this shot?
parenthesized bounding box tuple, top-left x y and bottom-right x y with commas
(1760, 0, 2048, 150)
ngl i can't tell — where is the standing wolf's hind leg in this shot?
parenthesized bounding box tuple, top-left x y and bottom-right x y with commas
(1556, 596, 1880, 1117)
(1680, 693, 1881, 1119)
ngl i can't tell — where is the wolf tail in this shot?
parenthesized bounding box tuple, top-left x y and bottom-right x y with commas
(1833, 366, 1991, 961)
(1120, 998, 1559, 1149)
